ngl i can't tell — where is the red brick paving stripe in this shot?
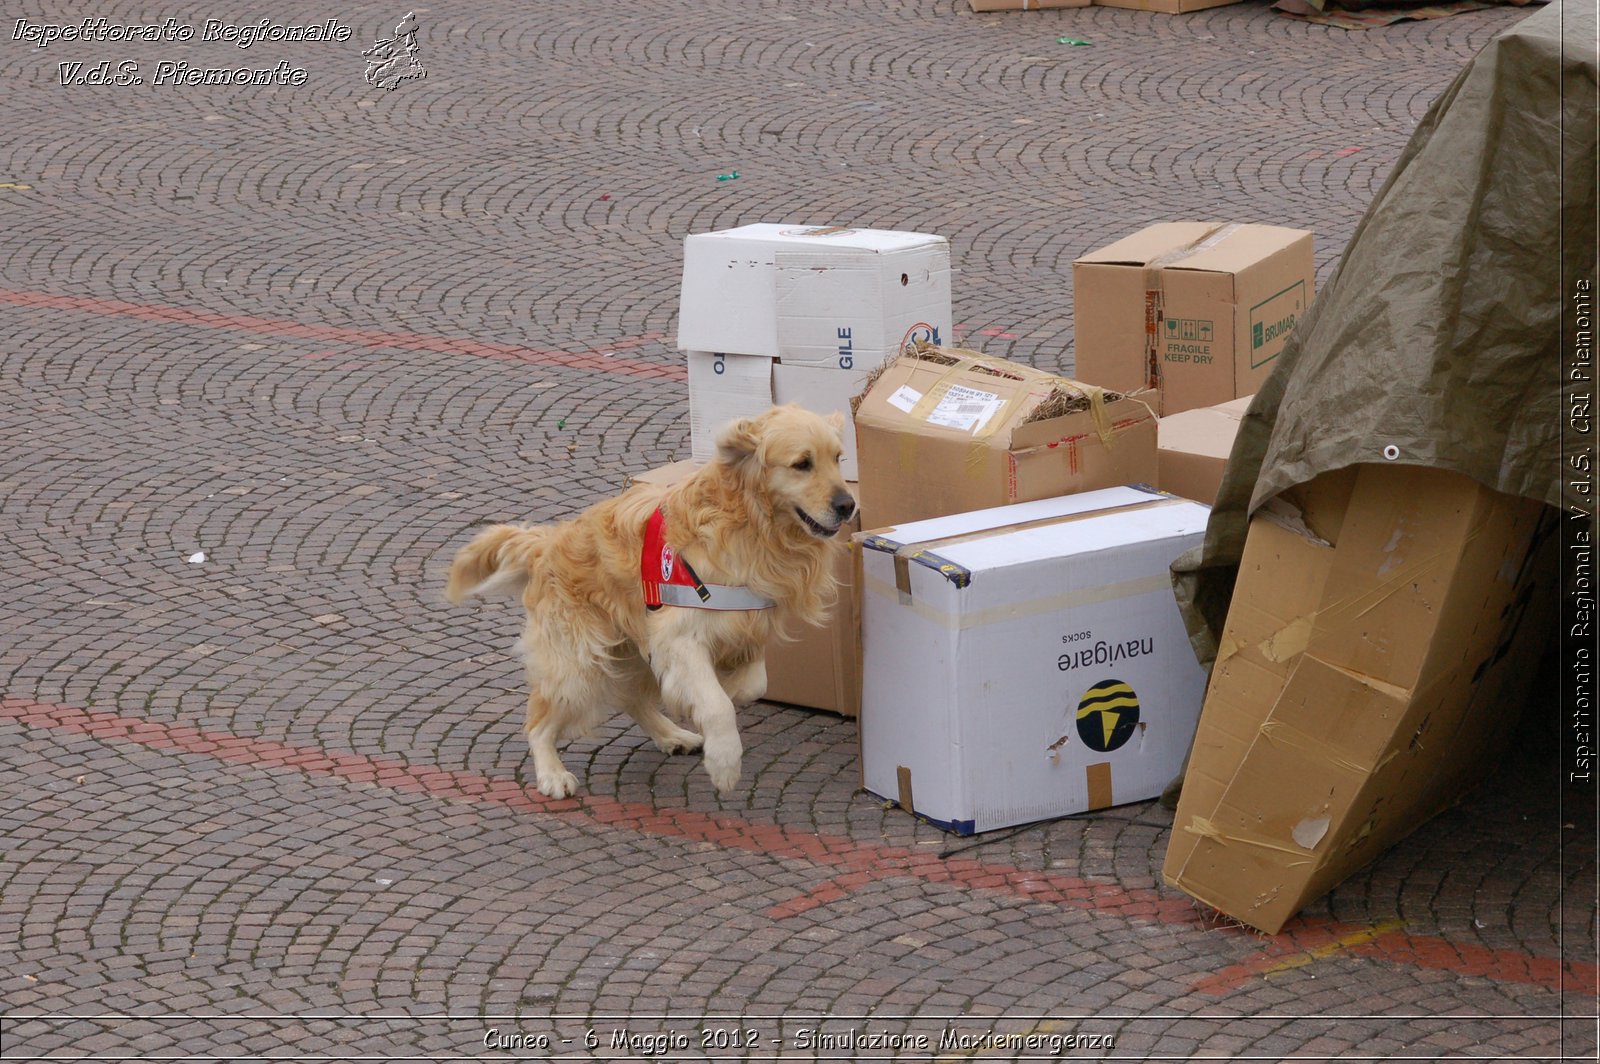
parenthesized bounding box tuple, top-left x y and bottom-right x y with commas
(1190, 920, 1406, 996)
(1191, 916, 1599, 998)
(1350, 931, 1600, 996)
(764, 871, 890, 919)
(0, 287, 683, 382)
(5, 695, 1593, 999)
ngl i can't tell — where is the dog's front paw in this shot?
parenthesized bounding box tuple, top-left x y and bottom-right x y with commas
(535, 767, 579, 799)
(702, 735, 743, 795)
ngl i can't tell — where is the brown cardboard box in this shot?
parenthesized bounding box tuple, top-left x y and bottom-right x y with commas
(852, 346, 1158, 529)
(1162, 464, 1555, 934)
(765, 519, 861, 717)
(1156, 394, 1253, 505)
(969, 0, 1088, 9)
(1095, 0, 1237, 12)
(630, 460, 862, 717)
(1073, 223, 1314, 416)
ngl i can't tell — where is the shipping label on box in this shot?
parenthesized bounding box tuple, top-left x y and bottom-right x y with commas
(856, 486, 1211, 834)
(678, 224, 951, 358)
(1073, 223, 1313, 416)
(853, 347, 1158, 529)
(687, 351, 773, 462)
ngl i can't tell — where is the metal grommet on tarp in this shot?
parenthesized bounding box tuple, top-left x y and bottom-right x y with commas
(1382, 445, 1400, 461)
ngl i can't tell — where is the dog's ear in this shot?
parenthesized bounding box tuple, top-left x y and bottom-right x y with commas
(715, 416, 761, 465)
(826, 411, 845, 438)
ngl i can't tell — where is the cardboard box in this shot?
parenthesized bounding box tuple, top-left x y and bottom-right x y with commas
(680, 224, 952, 477)
(686, 354, 870, 479)
(629, 460, 863, 717)
(852, 346, 1159, 529)
(1073, 223, 1313, 416)
(1162, 464, 1556, 933)
(1156, 394, 1253, 505)
(764, 508, 863, 717)
(1094, 0, 1237, 12)
(969, 0, 1089, 11)
(857, 485, 1211, 834)
(775, 246, 951, 371)
(687, 351, 773, 464)
(678, 224, 951, 361)
(770, 362, 871, 482)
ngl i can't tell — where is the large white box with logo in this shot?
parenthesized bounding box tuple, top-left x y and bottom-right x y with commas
(856, 485, 1210, 835)
(678, 223, 951, 363)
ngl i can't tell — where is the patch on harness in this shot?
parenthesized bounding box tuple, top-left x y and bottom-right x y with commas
(640, 507, 775, 612)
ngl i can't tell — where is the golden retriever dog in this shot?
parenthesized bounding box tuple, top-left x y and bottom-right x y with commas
(446, 405, 856, 798)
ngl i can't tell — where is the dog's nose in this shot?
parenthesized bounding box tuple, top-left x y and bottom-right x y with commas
(831, 491, 857, 523)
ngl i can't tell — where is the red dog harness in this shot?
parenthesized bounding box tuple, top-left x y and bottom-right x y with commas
(640, 507, 775, 611)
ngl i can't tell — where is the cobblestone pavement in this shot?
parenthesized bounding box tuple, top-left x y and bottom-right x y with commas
(1, 0, 1593, 1060)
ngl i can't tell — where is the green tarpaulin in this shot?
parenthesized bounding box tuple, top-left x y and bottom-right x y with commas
(1172, 0, 1597, 686)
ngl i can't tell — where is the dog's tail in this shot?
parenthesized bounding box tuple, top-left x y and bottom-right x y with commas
(446, 524, 547, 603)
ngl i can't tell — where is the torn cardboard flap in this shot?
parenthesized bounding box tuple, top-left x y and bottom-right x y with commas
(1163, 463, 1557, 933)
(1256, 493, 1330, 546)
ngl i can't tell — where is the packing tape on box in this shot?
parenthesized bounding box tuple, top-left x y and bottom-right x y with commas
(1257, 719, 1398, 777)
(861, 496, 1186, 609)
(1085, 762, 1113, 810)
(1183, 815, 1316, 863)
(1140, 223, 1243, 389)
(863, 567, 1171, 627)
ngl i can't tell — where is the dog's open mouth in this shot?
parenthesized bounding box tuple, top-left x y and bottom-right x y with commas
(795, 507, 840, 538)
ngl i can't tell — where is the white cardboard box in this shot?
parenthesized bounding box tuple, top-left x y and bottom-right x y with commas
(775, 248, 950, 370)
(687, 354, 869, 479)
(678, 224, 951, 360)
(687, 351, 772, 462)
(770, 362, 870, 480)
(857, 485, 1210, 835)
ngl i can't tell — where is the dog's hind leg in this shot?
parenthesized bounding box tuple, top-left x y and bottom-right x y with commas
(524, 692, 579, 799)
